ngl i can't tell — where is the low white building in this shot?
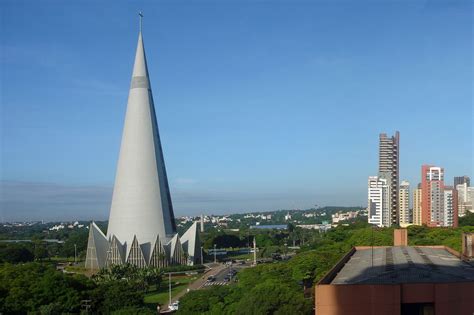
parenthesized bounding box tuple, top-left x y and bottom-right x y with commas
(367, 176, 391, 227)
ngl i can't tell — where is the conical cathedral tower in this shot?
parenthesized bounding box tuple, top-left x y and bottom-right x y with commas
(85, 16, 200, 270)
(107, 26, 177, 248)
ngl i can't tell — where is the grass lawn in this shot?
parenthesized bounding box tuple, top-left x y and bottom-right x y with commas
(144, 275, 197, 306)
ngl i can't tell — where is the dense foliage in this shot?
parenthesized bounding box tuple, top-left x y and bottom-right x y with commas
(407, 225, 474, 252)
(179, 222, 474, 314)
(0, 263, 92, 313)
(179, 265, 313, 315)
(0, 263, 163, 314)
(1, 218, 473, 314)
(0, 243, 35, 263)
(459, 211, 474, 227)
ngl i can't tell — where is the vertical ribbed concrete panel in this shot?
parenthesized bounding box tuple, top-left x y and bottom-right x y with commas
(181, 222, 201, 265)
(107, 31, 177, 250)
(85, 222, 108, 270)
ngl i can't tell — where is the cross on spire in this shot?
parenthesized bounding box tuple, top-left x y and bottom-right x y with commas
(139, 12, 143, 33)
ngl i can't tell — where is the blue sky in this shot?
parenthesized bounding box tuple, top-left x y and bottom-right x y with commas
(1, 0, 472, 221)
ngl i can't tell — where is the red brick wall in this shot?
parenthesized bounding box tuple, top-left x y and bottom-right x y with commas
(393, 229, 408, 246)
(315, 283, 474, 315)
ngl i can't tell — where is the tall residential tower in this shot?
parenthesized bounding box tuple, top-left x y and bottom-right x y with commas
(399, 180, 411, 227)
(379, 132, 400, 225)
(412, 184, 422, 226)
(454, 176, 470, 188)
(457, 183, 473, 216)
(421, 165, 445, 227)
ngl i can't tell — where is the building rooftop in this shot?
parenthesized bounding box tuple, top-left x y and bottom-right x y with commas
(329, 246, 474, 285)
(249, 224, 288, 230)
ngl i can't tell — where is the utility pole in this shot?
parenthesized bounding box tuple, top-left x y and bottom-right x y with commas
(74, 244, 77, 264)
(201, 246, 203, 264)
(371, 224, 374, 270)
(213, 244, 216, 264)
(253, 237, 257, 265)
(169, 273, 172, 306)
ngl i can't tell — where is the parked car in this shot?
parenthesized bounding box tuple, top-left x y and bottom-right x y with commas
(271, 253, 282, 261)
(169, 301, 179, 311)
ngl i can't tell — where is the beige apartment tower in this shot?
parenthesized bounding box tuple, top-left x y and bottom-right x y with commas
(413, 184, 422, 226)
(399, 180, 410, 227)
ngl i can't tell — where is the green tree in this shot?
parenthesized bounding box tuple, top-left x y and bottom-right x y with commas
(60, 229, 88, 258)
(0, 243, 34, 263)
(0, 262, 91, 314)
(34, 242, 49, 260)
(111, 306, 156, 314)
(459, 212, 474, 227)
(178, 286, 234, 314)
(235, 279, 311, 315)
(99, 281, 146, 313)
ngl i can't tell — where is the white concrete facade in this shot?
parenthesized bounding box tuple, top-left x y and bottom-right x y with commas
(106, 32, 177, 248)
(85, 29, 200, 270)
(443, 188, 455, 227)
(368, 176, 391, 227)
(457, 183, 473, 216)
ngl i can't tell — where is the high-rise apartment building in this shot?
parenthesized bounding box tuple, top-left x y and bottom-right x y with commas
(457, 183, 469, 216)
(421, 165, 446, 227)
(399, 180, 411, 227)
(469, 187, 474, 214)
(413, 184, 422, 225)
(443, 186, 458, 227)
(379, 131, 400, 225)
(457, 183, 474, 216)
(367, 176, 391, 227)
(454, 176, 470, 188)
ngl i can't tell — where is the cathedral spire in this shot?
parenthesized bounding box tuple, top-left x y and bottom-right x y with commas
(139, 12, 143, 33)
(106, 16, 177, 250)
(86, 15, 200, 270)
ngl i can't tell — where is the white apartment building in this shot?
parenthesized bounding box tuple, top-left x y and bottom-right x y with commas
(368, 176, 391, 227)
(443, 187, 456, 227)
(469, 187, 474, 213)
(457, 183, 473, 216)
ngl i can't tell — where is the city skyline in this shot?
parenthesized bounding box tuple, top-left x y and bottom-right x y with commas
(1, 1, 473, 221)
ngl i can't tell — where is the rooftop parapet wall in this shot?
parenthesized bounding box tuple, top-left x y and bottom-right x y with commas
(317, 245, 468, 286)
(462, 232, 474, 260)
(393, 229, 407, 246)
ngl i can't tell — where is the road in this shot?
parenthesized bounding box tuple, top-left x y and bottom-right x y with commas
(161, 262, 252, 312)
(202, 262, 248, 287)
(161, 263, 227, 312)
